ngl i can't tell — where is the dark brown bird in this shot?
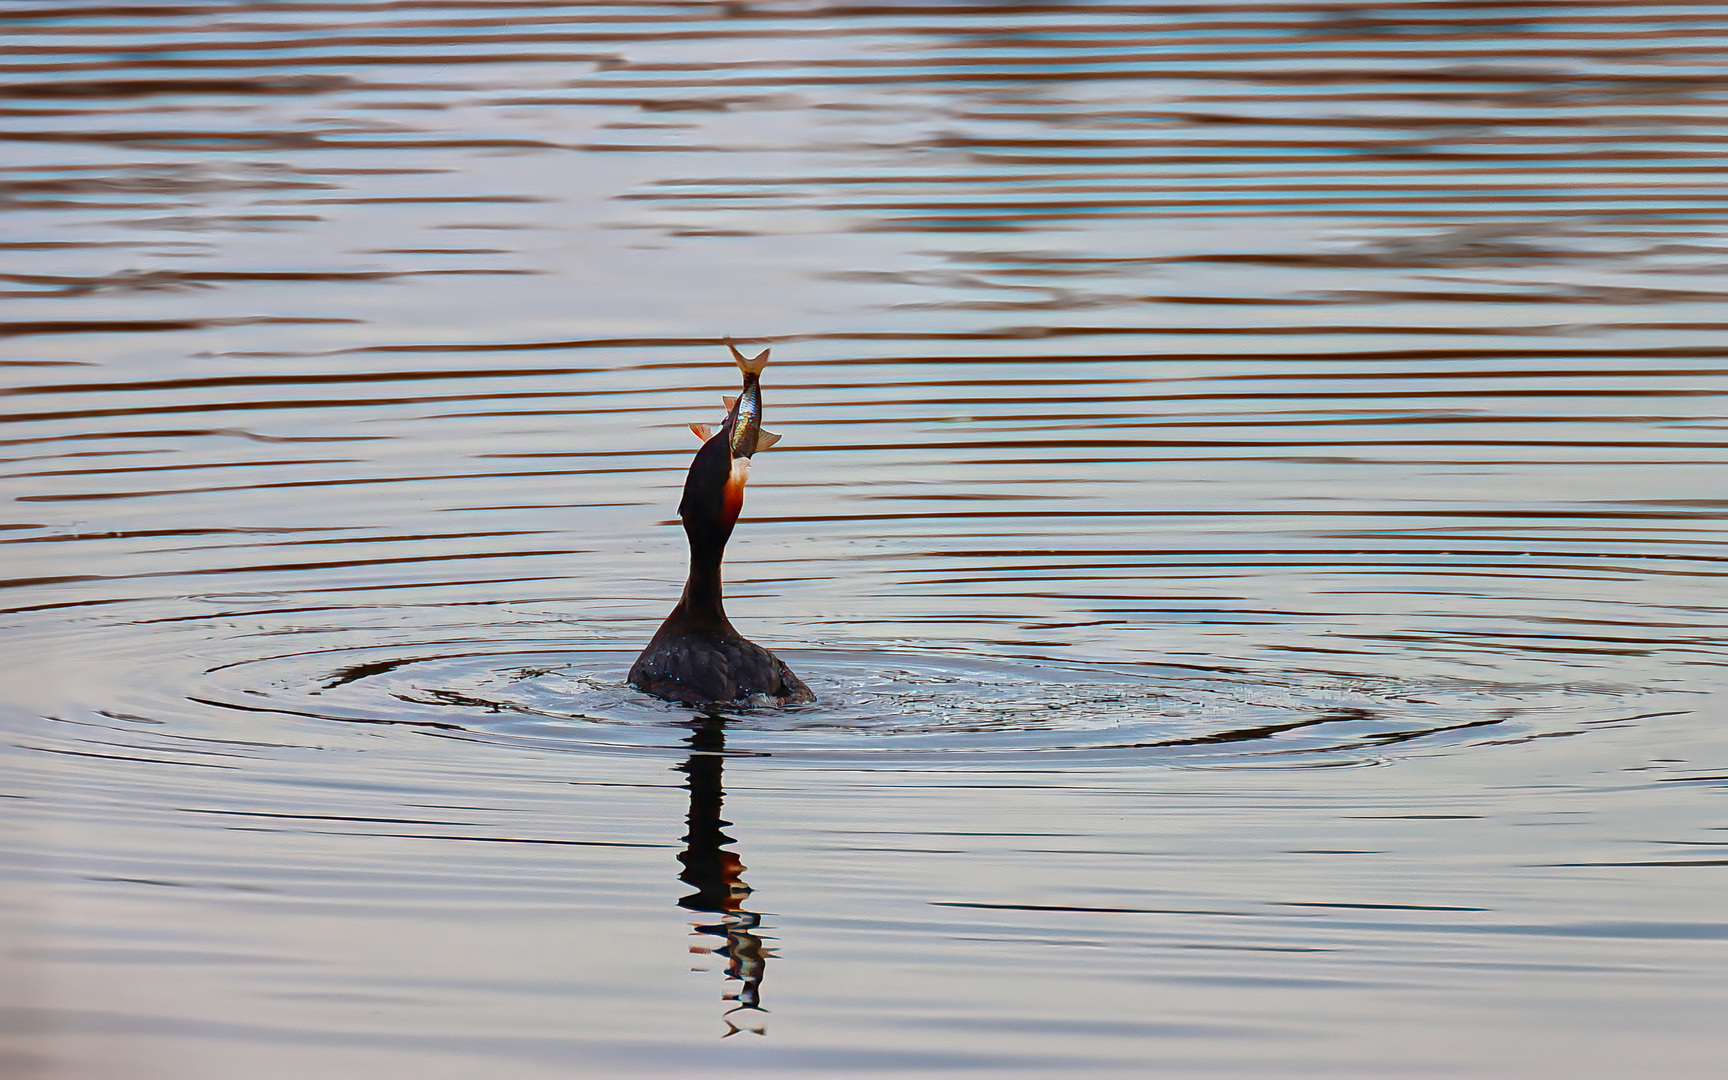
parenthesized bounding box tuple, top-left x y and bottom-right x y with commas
(629, 344, 813, 707)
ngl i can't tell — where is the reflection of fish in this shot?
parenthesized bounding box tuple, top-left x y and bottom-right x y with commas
(689, 339, 781, 458)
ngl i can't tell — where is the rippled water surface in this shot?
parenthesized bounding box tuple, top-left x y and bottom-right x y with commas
(4, 2, 1727, 1077)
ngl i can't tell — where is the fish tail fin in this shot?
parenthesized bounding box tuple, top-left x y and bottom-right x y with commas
(754, 429, 782, 453)
(724, 338, 771, 375)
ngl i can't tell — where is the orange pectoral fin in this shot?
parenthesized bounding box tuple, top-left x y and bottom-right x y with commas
(689, 422, 714, 441)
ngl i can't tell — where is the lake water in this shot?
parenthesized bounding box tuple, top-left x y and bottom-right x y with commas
(3, 2, 1726, 1076)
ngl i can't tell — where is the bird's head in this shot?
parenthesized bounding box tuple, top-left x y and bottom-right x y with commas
(678, 429, 749, 554)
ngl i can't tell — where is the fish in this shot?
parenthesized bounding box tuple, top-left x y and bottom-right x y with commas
(688, 339, 782, 458)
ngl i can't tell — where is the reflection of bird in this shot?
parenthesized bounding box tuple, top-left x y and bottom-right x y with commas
(677, 715, 771, 1036)
(630, 343, 813, 706)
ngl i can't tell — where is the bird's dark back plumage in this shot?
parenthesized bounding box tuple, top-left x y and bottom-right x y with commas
(630, 626, 813, 706)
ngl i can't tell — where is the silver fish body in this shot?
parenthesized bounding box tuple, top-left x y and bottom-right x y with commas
(721, 340, 778, 459)
(727, 371, 763, 459)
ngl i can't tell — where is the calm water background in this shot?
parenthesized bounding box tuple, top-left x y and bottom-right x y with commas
(3, 1, 1726, 1076)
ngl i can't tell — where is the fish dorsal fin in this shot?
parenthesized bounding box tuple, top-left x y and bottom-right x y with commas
(689, 422, 714, 442)
(724, 338, 771, 375)
(755, 429, 782, 453)
(722, 395, 737, 409)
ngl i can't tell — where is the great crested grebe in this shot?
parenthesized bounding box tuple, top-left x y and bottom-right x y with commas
(628, 343, 814, 706)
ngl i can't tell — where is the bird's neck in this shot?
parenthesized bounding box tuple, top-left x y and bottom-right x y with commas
(675, 534, 728, 629)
